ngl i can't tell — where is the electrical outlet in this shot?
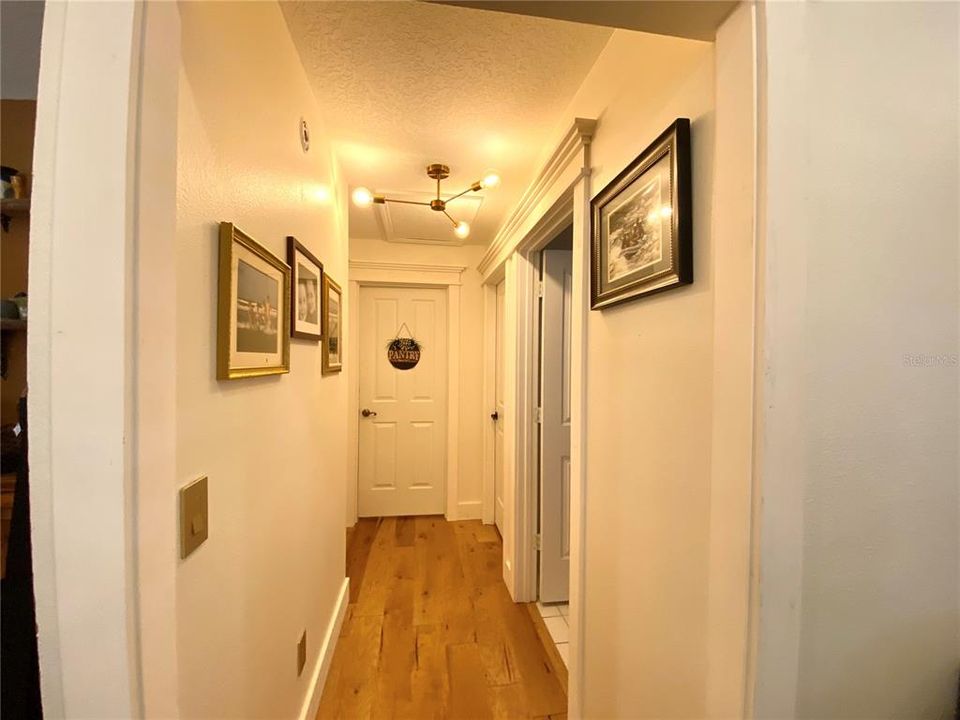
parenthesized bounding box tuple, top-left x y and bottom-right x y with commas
(297, 631, 307, 677)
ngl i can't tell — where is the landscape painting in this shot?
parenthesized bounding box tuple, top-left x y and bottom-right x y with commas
(606, 174, 665, 284)
(217, 223, 290, 379)
(591, 118, 693, 309)
(236, 259, 280, 354)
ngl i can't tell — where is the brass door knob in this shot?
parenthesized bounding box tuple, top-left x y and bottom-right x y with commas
(361, 408, 377, 417)
(490, 411, 499, 421)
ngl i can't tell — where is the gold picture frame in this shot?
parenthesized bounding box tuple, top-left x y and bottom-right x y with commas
(217, 222, 291, 380)
(321, 274, 343, 375)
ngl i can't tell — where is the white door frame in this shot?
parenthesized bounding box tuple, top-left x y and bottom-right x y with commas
(28, 3, 183, 717)
(481, 265, 505, 526)
(512, 197, 575, 603)
(347, 261, 465, 523)
(478, 118, 595, 718)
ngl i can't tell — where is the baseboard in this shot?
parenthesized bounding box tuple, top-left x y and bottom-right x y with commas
(456, 500, 483, 520)
(298, 577, 350, 720)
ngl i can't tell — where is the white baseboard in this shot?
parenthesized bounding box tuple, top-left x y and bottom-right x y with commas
(298, 577, 350, 720)
(457, 500, 483, 520)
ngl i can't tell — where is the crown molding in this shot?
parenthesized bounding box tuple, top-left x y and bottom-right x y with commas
(478, 117, 596, 277)
(349, 260, 467, 274)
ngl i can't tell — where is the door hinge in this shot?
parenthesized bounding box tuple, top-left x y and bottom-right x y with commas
(535, 533, 542, 551)
(536, 406, 542, 423)
(537, 280, 544, 298)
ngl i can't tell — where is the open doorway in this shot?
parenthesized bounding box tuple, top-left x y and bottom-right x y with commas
(533, 225, 573, 661)
(493, 278, 506, 535)
(1, 1, 45, 716)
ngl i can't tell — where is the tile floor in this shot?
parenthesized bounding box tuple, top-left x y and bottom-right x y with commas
(535, 601, 570, 666)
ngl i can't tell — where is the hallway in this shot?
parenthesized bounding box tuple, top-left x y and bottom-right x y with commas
(317, 517, 567, 719)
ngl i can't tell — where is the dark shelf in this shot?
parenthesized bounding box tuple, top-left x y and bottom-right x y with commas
(0, 198, 30, 233)
(0, 319, 26, 332)
(0, 199, 29, 214)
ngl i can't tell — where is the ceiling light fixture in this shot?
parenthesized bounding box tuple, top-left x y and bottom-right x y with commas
(352, 163, 501, 240)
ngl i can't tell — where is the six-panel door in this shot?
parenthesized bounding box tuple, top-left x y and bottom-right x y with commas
(358, 286, 448, 517)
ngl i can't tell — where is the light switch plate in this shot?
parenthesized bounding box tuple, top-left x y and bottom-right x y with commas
(297, 631, 307, 676)
(179, 476, 208, 559)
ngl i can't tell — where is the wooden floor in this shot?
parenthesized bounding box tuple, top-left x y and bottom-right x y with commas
(317, 516, 567, 720)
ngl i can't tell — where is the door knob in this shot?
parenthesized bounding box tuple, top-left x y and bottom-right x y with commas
(361, 408, 377, 417)
(490, 411, 499, 421)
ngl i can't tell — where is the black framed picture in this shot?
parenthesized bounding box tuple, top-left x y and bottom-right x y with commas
(287, 236, 323, 341)
(591, 118, 692, 309)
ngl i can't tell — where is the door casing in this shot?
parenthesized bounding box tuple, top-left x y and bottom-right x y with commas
(478, 121, 594, 715)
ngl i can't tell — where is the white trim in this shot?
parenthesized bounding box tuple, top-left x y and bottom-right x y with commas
(134, 2, 181, 715)
(567, 170, 592, 720)
(347, 280, 360, 527)
(744, 4, 765, 714)
(457, 500, 483, 520)
(446, 285, 462, 520)
(478, 118, 595, 278)
(512, 196, 576, 606)
(298, 578, 350, 720)
(349, 261, 465, 520)
(29, 3, 143, 716)
(349, 259, 467, 285)
(512, 249, 540, 602)
(481, 283, 497, 525)
(480, 120, 593, 719)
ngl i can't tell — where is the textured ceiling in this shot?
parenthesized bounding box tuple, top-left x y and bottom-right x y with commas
(281, 1, 611, 246)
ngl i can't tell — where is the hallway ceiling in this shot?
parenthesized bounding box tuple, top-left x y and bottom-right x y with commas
(433, 1, 738, 41)
(281, 1, 611, 246)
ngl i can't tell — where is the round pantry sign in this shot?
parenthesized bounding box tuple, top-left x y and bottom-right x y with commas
(387, 337, 421, 370)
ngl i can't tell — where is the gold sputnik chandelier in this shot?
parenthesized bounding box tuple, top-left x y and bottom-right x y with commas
(351, 164, 500, 240)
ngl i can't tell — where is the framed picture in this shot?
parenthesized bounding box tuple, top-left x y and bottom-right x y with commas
(321, 274, 343, 375)
(217, 222, 290, 380)
(591, 118, 692, 309)
(287, 236, 323, 341)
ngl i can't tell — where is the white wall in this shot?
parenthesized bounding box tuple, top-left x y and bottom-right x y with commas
(175, 3, 348, 717)
(479, 11, 757, 716)
(573, 29, 719, 720)
(754, 3, 960, 718)
(347, 236, 487, 522)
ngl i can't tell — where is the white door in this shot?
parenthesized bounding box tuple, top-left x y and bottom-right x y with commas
(358, 286, 447, 517)
(539, 249, 572, 602)
(494, 280, 506, 533)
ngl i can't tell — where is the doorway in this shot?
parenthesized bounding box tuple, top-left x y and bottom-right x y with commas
(357, 285, 448, 517)
(493, 279, 506, 534)
(537, 227, 572, 605)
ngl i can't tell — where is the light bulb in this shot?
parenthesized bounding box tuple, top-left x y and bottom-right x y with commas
(454, 221, 471, 239)
(480, 171, 501, 189)
(352, 186, 373, 207)
(311, 185, 332, 204)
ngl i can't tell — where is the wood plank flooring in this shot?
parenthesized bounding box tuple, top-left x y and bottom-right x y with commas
(317, 516, 567, 720)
